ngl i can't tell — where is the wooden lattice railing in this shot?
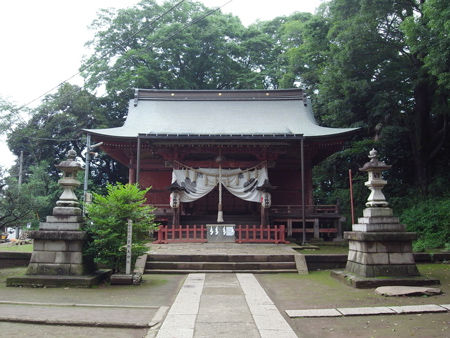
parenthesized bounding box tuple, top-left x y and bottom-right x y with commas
(153, 224, 288, 244)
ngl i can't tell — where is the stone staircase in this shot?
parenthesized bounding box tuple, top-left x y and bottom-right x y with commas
(145, 253, 298, 274)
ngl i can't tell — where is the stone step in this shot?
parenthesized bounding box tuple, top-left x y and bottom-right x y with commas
(147, 254, 295, 262)
(146, 261, 296, 270)
(144, 269, 298, 274)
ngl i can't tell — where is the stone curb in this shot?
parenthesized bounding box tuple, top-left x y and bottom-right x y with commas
(286, 304, 450, 318)
(0, 300, 159, 309)
(0, 316, 152, 329)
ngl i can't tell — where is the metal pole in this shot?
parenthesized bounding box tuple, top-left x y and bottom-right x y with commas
(83, 134, 91, 216)
(136, 135, 141, 186)
(301, 138, 306, 245)
(349, 169, 355, 225)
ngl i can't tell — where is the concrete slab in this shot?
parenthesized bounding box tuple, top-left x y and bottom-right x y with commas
(337, 306, 396, 316)
(156, 273, 205, 338)
(194, 322, 260, 338)
(7, 270, 111, 287)
(259, 329, 298, 338)
(375, 286, 442, 296)
(389, 304, 447, 314)
(0, 304, 157, 328)
(294, 253, 308, 274)
(236, 273, 297, 337)
(285, 309, 342, 318)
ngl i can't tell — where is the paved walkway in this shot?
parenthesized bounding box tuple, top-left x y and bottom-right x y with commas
(153, 273, 297, 338)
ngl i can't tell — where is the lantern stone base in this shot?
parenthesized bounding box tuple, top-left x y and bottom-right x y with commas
(330, 270, 440, 289)
(343, 207, 422, 278)
(344, 230, 420, 277)
(25, 227, 89, 276)
(6, 214, 105, 287)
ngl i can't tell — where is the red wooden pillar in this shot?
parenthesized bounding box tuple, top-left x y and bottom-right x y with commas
(172, 206, 180, 227)
(260, 206, 266, 226)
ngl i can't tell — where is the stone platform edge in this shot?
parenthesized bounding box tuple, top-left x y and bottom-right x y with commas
(6, 270, 112, 288)
(330, 270, 440, 289)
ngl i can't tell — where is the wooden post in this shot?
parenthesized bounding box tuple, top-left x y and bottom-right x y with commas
(128, 167, 136, 184)
(126, 219, 132, 275)
(136, 135, 141, 186)
(301, 137, 306, 244)
(260, 205, 266, 226)
(172, 206, 180, 226)
(348, 169, 355, 225)
(313, 218, 320, 239)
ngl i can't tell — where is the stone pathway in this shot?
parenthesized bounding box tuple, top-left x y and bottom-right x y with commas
(286, 304, 450, 318)
(153, 273, 297, 338)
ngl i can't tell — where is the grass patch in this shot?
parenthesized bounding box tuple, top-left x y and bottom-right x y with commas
(0, 244, 33, 252)
(142, 275, 168, 287)
(273, 270, 342, 287)
(0, 267, 27, 286)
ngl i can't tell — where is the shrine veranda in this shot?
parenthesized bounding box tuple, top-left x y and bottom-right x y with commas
(85, 89, 358, 243)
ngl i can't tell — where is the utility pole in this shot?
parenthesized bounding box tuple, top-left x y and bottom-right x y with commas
(83, 134, 103, 215)
(18, 151, 23, 189)
(16, 151, 24, 240)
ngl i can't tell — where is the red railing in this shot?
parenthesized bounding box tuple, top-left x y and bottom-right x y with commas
(235, 224, 288, 244)
(291, 228, 337, 233)
(154, 224, 288, 244)
(154, 225, 207, 244)
(271, 204, 338, 215)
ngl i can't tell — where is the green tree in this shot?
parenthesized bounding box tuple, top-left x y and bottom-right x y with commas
(7, 83, 128, 189)
(282, 0, 449, 196)
(0, 161, 59, 231)
(81, 0, 258, 99)
(85, 183, 157, 272)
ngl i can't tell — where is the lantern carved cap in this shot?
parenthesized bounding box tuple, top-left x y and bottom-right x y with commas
(359, 148, 391, 172)
(55, 149, 83, 175)
(360, 149, 390, 208)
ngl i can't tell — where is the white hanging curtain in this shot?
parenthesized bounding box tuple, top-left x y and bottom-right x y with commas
(171, 165, 268, 203)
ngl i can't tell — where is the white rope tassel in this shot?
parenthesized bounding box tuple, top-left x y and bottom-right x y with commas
(217, 164, 224, 223)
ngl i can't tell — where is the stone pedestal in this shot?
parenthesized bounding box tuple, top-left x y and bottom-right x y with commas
(344, 207, 419, 277)
(27, 213, 87, 276)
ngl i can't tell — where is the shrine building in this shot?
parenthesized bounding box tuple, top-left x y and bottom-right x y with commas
(85, 89, 357, 243)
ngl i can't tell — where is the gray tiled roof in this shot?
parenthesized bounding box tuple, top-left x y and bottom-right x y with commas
(85, 90, 357, 139)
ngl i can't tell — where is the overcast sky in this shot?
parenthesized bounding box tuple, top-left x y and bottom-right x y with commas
(0, 0, 323, 169)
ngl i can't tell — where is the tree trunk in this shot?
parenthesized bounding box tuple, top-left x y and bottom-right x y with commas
(410, 78, 432, 195)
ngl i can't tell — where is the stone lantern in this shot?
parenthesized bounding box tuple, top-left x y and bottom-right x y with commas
(7, 150, 107, 287)
(331, 149, 439, 287)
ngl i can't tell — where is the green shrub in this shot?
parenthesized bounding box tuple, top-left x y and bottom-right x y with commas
(400, 198, 450, 251)
(85, 183, 158, 273)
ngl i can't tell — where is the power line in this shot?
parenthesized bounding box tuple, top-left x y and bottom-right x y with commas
(17, 0, 187, 110)
(152, 0, 233, 48)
